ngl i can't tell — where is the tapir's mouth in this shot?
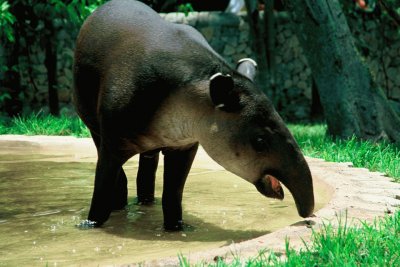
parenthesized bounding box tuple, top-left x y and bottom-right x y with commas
(254, 174, 284, 200)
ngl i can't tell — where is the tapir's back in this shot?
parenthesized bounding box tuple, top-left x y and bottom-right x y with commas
(73, 0, 219, 131)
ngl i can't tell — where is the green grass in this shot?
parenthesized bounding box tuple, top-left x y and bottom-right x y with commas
(0, 113, 90, 137)
(180, 210, 400, 266)
(289, 124, 400, 181)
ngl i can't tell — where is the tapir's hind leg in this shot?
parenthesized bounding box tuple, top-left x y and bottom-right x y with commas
(162, 143, 199, 231)
(136, 150, 160, 204)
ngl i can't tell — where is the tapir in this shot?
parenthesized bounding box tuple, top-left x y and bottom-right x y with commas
(73, 0, 314, 231)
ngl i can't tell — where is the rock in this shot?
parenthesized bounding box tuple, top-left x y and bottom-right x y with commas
(299, 71, 309, 81)
(236, 43, 246, 53)
(277, 33, 285, 44)
(389, 100, 400, 116)
(283, 29, 291, 38)
(299, 54, 308, 65)
(303, 85, 312, 100)
(223, 44, 236, 56)
(284, 80, 292, 89)
(369, 58, 380, 76)
(365, 20, 377, 31)
(298, 81, 308, 91)
(239, 31, 248, 42)
(200, 27, 214, 41)
(58, 89, 71, 103)
(387, 67, 400, 86)
(293, 75, 299, 85)
(232, 53, 247, 62)
(282, 47, 292, 62)
(245, 47, 253, 55)
(383, 55, 391, 68)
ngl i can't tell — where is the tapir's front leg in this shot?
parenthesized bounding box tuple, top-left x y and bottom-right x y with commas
(136, 150, 160, 204)
(89, 131, 128, 211)
(162, 143, 199, 231)
(112, 168, 128, 210)
(88, 145, 126, 226)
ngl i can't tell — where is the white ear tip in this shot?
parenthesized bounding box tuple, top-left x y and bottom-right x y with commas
(210, 72, 223, 81)
(237, 58, 258, 68)
(210, 72, 231, 80)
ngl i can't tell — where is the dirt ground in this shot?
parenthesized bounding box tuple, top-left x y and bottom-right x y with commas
(1, 135, 399, 266)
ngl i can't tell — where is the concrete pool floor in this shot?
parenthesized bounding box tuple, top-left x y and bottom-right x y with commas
(0, 135, 399, 266)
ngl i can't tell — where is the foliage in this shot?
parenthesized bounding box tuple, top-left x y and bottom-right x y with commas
(341, 0, 400, 23)
(0, 0, 108, 115)
(0, 0, 16, 42)
(178, 3, 194, 16)
(0, 92, 11, 106)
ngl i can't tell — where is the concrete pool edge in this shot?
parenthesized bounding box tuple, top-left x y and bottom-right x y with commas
(142, 160, 400, 266)
(1, 135, 399, 266)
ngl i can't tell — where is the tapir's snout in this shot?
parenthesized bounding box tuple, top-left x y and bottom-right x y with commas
(255, 163, 315, 218)
(282, 164, 315, 218)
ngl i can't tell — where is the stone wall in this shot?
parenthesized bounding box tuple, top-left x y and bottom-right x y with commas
(4, 10, 400, 120)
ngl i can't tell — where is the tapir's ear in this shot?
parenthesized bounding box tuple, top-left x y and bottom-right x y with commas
(209, 73, 241, 112)
(236, 58, 257, 82)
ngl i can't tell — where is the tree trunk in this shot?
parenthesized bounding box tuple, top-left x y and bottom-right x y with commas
(244, 0, 270, 94)
(3, 31, 22, 116)
(44, 20, 60, 116)
(263, 0, 276, 86)
(286, 0, 400, 143)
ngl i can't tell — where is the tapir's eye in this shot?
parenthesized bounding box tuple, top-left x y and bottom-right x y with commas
(251, 136, 269, 152)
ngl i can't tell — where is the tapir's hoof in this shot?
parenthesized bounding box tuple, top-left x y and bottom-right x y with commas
(76, 219, 100, 229)
(164, 220, 184, 232)
(136, 196, 156, 205)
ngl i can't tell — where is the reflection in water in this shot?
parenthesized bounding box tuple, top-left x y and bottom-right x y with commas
(0, 141, 329, 266)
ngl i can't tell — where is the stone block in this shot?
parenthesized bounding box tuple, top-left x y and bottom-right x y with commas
(283, 29, 292, 38)
(205, 12, 240, 27)
(232, 53, 247, 63)
(236, 43, 247, 53)
(293, 75, 299, 85)
(245, 47, 253, 55)
(389, 100, 400, 116)
(299, 71, 307, 81)
(277, 33, 285, 44)
(239, 31, 249, 42)
(223, 44, 236, 56)
(200, 27, 214, 41)
(387, 67, 400, 86)
(58, 89, 71, 103)
(283, 79, 292, 89)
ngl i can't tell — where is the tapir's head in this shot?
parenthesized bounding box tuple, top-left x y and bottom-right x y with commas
(197, 58, 314, 218)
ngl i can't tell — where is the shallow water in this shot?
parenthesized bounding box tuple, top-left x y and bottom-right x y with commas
(0, 139, 330, 266)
